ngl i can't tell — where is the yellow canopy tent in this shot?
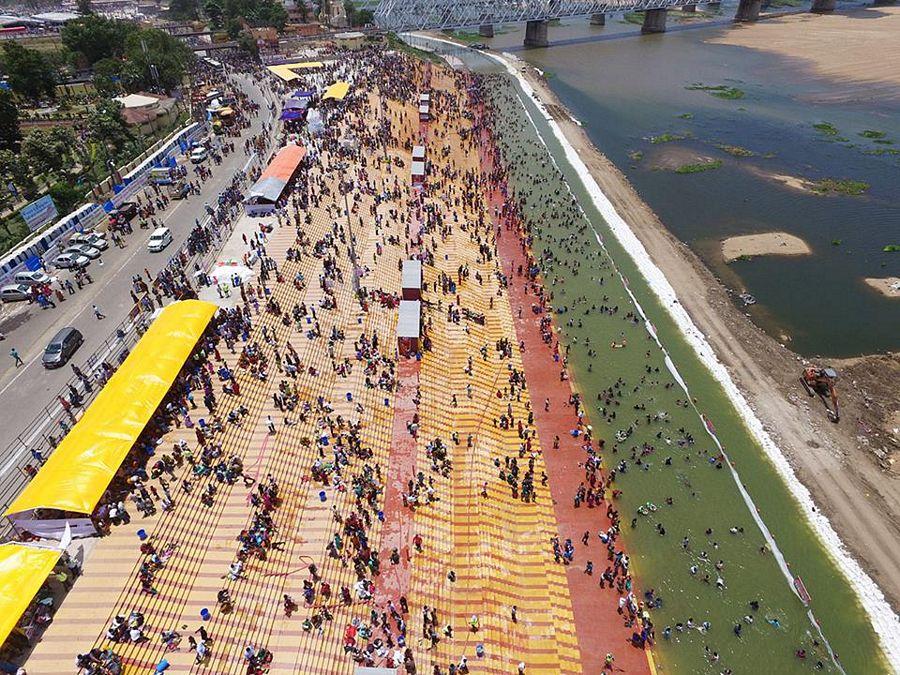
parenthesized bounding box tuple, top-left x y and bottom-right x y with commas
(5, 300, 217, 532)
(323, 81, 350, 102)
(266, 62, 324, 82)
(0, 544, 60, 647)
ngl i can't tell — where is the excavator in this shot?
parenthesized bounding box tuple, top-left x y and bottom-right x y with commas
(800, 366, 840, 423)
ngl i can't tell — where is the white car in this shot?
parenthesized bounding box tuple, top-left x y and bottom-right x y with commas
(190, 147, 209, 164)
(54, 252, 91, 269)
(0, 283, 31, 302)
(70, 232, 108, 250)
(148, 227, 173, 252)
(65, 244, 102, 260)
(13, 270, 51, 287)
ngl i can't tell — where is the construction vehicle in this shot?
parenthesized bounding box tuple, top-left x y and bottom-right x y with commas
(800, 366, 840, 422)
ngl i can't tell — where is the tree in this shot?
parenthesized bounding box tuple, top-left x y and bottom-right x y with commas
(221, 0, 288, 32)
(86, 100, 132, 158)
(60, 15, 135, 66)
(168, 0, 200, 20)
(0, 42, 57, 102)
(0, 90, 20, 152)
(120, 28, 195, 92)
(342, 1, 372, 27)
(236, 32, 259, 59)
(22, 130, 67, 180)
(91, 57, 124, 97)
(204, 0, 224, 27)
(0, 149, 37, 199)
(76, 0, 93, 14)
(48, 181, 85, 215)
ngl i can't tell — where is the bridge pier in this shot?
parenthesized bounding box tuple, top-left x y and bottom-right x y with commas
(524, 19, 549, 47)
(641, 8, 668, 33)
(590, 12, 606, 25)
(735, 0, 761, 21)
(479, 23, 494, 37)
(682, 4, 697, 11)
(811, 0, 835, 10)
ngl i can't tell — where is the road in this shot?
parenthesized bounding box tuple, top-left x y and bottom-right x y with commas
(0, 73, 273, 458)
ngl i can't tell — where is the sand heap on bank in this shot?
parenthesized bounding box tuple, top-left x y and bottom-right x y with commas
(722, 232, 811, 262)
(864, 277, 900, 298)
(707, 7, 900, 102)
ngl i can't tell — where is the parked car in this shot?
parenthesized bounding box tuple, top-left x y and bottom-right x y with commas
(148, 226, 173, 252)
(190, 147, 209, 164)
(69, 232, 108, 250)
(42, 326, 83, 368)
(65, 244, 102, 260)
(13, 270, 51, 287)
(54, 252, 91, 269)
(0, 283, 32, 303)
(168, 181, 190, 199)
(118, 201, 139, 220)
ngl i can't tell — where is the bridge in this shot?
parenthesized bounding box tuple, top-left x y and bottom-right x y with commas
(372, 0, 840, 45)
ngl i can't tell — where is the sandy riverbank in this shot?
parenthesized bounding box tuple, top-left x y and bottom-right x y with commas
(865, 277, 900, 298)
(722, 231, 811, 262)
(504, 58, 900, 624)
(707, 7, 900, 103)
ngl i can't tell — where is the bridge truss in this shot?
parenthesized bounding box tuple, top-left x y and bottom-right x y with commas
(373, 0, 685, 31)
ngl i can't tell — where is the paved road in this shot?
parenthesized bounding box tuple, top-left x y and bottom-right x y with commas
(0, 74, 273, 454)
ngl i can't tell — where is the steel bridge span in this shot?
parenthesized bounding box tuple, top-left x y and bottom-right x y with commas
(373, 0, 840, 44)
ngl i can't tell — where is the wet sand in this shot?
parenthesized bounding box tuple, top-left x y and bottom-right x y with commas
(865, 277, 900, 298)
(707, 7, 900, 102)
(506, 57, 900, 616)
(722, 232, 811, 262)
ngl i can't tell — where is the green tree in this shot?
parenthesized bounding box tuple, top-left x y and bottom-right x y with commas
(221, 0, 288, 31)
(92, 57, 124, 96)
(0, 149, 37, 198)
(60, 15, 135, 66)
(22, 130, 66, 180)
(0, 90, 20, 152)
(48, 181, 85, 214)
(204, 0, 224, 27)
(76, 0, 93, 14)
(0, 42, 57, 102)
(236, 32, 259, 59)
(119, 28, 194, 92)
(86, 100, 132, 158)
(168, 0, 200, 20)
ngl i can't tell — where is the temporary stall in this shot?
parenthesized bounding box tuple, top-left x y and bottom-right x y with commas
(412, 145, 426, 162)
(4, 301, 217, 539)
(323, 81, 351, 101)
(0, 544, 61, 647)
(411, 160, 425, 187)
(243, 144, 307, 216)
(401, 259, 422, 301)
(397, 300, 421, 357)
(418, 103, 430, 121)
(419, 92, 430, 105)
(266, 61, 324, 82)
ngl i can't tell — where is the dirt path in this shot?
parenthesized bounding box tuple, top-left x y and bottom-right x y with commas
(512, 61, 900, 614)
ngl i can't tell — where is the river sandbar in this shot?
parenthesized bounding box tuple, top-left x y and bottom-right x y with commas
(722, 232, 811, 261)
(864, 277, 900, 298)
(707, 7, 900, 101)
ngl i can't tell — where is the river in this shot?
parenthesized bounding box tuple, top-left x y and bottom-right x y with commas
(452, 7, 900, 357)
